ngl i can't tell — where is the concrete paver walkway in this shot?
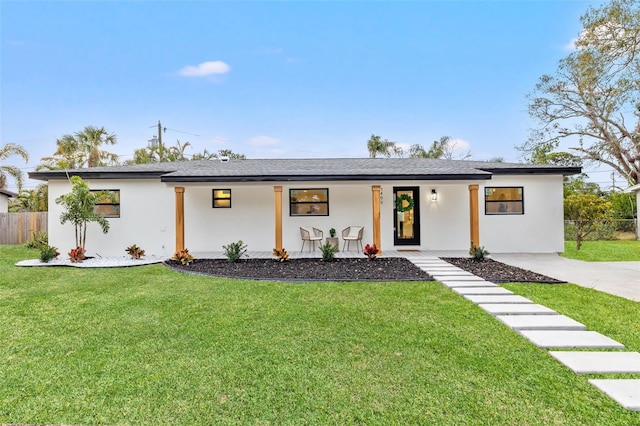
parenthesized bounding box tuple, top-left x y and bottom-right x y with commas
(410, 255, 640, 411)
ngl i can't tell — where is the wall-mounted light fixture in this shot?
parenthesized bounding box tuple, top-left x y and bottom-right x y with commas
(431, 189, 438, 202)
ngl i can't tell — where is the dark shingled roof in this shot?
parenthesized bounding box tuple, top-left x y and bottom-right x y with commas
(0, 188, 18, 197)
(29, 158, 581, 182)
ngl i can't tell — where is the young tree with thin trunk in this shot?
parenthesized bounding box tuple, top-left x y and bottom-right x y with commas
(56, 176, 112, 250)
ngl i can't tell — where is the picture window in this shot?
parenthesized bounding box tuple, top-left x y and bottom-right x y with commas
(90, 189, 120, 218)
(290, 188, 329, 216)
(485, 187, 523, 215)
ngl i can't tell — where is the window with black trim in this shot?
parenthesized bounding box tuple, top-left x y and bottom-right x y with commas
(91, 189, 120, 218)
(290, 188, 329, 216)
(485, 187, 523, 215)
(212, 189, 231, 208)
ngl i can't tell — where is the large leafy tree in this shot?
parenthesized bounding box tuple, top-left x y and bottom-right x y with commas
(0, 143, 29, 189)
(56, 176, 112, 250)
(521, 0, 640, 184)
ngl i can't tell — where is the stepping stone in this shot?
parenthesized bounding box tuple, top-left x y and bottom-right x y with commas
(550, 352, 640, 374)
(440, 280, 498, 288)
(589, 379, 640, 411)
(422, 267, 461, 271)
(452, 287, 513, 295)
(464, 295, 533, 304)
(518, 330, 625, 349)
(479, 304, 557, 316)
(433, 274, 485, 281)
(431, 270, 475, 276)
(496, 315, 586, 331)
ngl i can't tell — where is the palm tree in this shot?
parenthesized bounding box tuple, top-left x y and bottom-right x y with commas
(37, 134, 83, 170)
(75, 126, 119, 167)
(367, 134, 399, 158)
(0, 143, 29, 189)
(166, 140, 191, 161)
(409, 136, 451, 159)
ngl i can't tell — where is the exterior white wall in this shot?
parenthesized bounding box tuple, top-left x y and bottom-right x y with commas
(479, 175, 565, 253)
(45, 174, 567, 256)
(0, 194, 9, 213)
(48, 179, 175, 258)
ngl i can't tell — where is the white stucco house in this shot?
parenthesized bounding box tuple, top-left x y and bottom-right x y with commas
(624, 183, 640, 240)
(0, 188, 17, 213)
(29, 158, 581, 257)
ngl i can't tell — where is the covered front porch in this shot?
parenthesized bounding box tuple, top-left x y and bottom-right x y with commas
(190, 249, 472, 259)
(173, 183, 482, 256)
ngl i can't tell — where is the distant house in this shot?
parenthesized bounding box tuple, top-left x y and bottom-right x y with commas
(624, 183, 640, 240)
(29, 158, 581, 257)
(0, 188, 17, 213)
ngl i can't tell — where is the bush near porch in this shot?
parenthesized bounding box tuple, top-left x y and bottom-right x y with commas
(1, 245, 638, 425)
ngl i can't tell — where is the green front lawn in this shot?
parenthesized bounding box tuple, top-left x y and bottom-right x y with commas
(1, 245, 638, 425)
(562, 240, 640, 261)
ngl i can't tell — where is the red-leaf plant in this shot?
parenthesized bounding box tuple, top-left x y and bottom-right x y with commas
(363, 243, 379, 260)
(68, 246, 86, 263)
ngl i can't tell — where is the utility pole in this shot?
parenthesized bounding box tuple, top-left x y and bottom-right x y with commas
(157, 120, 164, 162)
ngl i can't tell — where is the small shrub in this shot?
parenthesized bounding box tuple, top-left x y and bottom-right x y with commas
(26, 231, 48, 250)
(363, 243, 379, 260)
(469, 243, 489, 262)
(68, 246, 86, 263)
(126, 244, 146, 259)
(273, 248, 290, 262)
(320, 242, 338, 261)
(173, 248, 195, 265)
(329, 228, 337, 238)
(39, 245, 59, 263)
(223, 240, 248, 263)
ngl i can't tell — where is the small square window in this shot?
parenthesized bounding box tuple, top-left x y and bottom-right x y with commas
(213, 189, 231, 208)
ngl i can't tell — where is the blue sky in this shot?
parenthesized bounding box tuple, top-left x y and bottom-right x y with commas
(2, 0, 613, 192)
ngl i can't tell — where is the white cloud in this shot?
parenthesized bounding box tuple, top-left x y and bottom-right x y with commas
(178, 61, 230, 77)
(448, 138, 471, 153)
(248, 135, 281, 146)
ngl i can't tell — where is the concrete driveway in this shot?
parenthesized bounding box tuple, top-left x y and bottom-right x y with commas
(491, 253, 640, 302)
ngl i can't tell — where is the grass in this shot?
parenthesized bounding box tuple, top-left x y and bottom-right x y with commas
(1, 245, 639, 425)
(562, 240, 640, 261)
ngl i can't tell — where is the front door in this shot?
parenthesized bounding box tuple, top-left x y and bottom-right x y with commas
(393, 187, 420, 246)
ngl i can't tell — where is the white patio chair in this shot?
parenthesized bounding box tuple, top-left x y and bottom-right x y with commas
(342, 226, 364, 252)
(300, 226, 323, 252)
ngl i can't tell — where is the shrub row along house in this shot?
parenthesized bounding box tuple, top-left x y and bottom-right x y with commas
(29, 158, 581, 257)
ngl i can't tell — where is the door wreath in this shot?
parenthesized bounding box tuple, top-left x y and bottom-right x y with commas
(396, 194, 414, 212)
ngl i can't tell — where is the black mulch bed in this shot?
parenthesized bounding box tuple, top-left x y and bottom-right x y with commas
(442, 257, 565, 284)
(165, 257, 431, 282)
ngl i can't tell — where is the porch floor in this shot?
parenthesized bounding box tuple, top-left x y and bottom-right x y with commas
(191, 249, 471, 260)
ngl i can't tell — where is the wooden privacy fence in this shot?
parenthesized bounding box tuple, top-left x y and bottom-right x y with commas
(0, 212, 48, 245)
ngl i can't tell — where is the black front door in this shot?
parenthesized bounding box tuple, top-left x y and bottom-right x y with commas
(393, 187, 420, 246)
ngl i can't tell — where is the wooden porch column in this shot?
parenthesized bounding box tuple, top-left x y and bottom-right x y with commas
(274, 186, 283, 250)
(175, 187, 185, 253)
(468, 184, 480, 247)
(372, 185, 381, 256)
